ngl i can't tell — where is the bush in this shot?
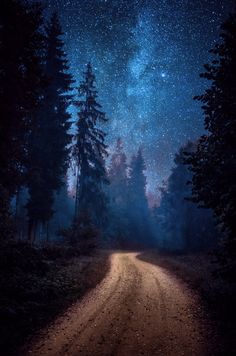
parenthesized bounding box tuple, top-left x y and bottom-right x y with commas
(59, 211, 100, 252)
(0, 239, 101, 354)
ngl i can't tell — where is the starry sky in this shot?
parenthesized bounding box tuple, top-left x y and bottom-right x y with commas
(44, 0, 234, 193)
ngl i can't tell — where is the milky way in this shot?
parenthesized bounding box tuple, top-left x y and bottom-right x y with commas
(45, 0, 234, 193)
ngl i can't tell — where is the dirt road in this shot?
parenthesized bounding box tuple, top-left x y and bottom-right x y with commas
(25, 252, 212, 356)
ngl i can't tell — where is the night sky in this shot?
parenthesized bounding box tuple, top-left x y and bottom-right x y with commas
(44, 0, 234, 194)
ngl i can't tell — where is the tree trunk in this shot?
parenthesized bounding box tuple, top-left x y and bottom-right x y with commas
(28, 220, 37, 244)
(46, 221, 50, 243)
(15, 187, 20, 240)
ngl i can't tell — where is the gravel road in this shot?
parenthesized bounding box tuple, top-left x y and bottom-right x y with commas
(25, 252, 211, 356)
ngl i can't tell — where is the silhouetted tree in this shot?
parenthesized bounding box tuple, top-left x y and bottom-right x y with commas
(0, 186, 15, 242)
(73, 63, 108, 228)
(27, 13, 73, 242)
(157, 143, 216, 251)
(0, 0, 44, 240)
(108, 138, 129, 245)
(50, 180, 74, 238)
(185, 10, 236, 263)
(127, 149, 153, 246)
(109, 138, 128, 206)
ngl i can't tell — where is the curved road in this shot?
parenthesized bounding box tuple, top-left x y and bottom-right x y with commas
(26, 252, 211, 356)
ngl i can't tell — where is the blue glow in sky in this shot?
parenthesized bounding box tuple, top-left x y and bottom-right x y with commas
(45, 0, 234, 193)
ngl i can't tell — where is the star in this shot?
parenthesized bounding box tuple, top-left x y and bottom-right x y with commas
(46, 0, 235, 193)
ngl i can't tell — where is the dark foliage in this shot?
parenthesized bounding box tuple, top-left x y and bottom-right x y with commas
(49, 182, 75, 238)
(26, 12, 74, 242)
(59, 210, 100, 251)
(185, 10, 236, 268)
(0, 240, 108, 355)
(0, 0, 45, 196)
(0, 1, 235, 354)
(108, 144, 155, 247)
(127, 149, 154, 246)
(109, 138, 128, 205)
(108, 138, 130, 245)
(73, 63, 109, 227)
(0, 185, 15, 241)
(156, 142, 217, 252)
(0, 0, 45, 242)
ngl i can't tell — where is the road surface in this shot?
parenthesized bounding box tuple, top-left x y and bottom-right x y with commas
(25, 252, 211, 356)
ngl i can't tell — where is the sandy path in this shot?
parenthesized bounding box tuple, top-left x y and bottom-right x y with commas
(25, 252, 210, 356)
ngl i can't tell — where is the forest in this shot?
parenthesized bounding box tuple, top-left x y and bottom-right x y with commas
(0, 0, 236, 355)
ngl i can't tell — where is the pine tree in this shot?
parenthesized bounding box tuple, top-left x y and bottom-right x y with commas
(26, 13, 73, 242)
(108, 138, 129, 245)
(157, 142, 216, 252)
(185, 10, 236, 260)
(0, 0, 44, 194)
(129, 149, 148, 211)
(0, 0, 44, 241)
(50, 179, 74, 238)
(127, 149, 153, 246)
(109, 138, 128, 206)
(73, 63, 108, 227)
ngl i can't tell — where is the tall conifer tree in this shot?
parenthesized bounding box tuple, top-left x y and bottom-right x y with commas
(186, 9, 236, 260)
(0, 0, 44, 240)
(27, 13, 73, 241)
(0, 0, 44, 195)
(108, 138, 129, 244)
(157, 143, 216, 251)
(128, 149, 148, 212)
(73, 63, 108, 227)
(109, 138, 128, 206)
(127, 149, 152, 246)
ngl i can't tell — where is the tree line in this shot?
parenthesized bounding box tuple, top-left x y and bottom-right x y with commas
(0, 1, 109, 245)
(0, 0, 236, 273)
(1, 1, 72, 243)
(108, 141, 154, 247)
(106, 6, 236, 266)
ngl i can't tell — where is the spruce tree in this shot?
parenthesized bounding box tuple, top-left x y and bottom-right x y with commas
(0, 0, 44, 241)
(185, 10, 236, 260)
(157, 143, 216, 252)
(27, 13, 73, 242)
(129, 149, 148, 210)
(108, 138, 129, 244)
(109, 138, 128, 206)
(0, 0, 44, 195)
(127, 149, 152, 246)
(73, 63, 108, 227)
